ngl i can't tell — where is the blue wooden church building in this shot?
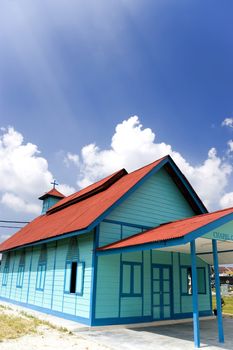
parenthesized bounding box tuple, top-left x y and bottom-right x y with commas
(1, 155, 233, 347)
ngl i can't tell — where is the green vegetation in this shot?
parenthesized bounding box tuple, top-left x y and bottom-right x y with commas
(0, 313, 39, 341)
(212, 295, 233, 315)
(0, 305, 70, 342)
(19, 311, 69, 333)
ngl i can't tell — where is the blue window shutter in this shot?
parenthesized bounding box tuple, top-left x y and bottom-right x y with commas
(64, 262, 72, 292)
(76, 262, 85, 295)
(122, 264, 131, 294)
(133, 265, 142, 294)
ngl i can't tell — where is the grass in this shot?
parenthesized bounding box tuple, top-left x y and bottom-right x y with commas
(212, 295, 233, 315)
(19, 311, 70, 333)
(0, 304, 70, 342)
(0, 313, 39, 341)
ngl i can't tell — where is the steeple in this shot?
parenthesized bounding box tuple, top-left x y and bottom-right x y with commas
(39, 181, 65, 214)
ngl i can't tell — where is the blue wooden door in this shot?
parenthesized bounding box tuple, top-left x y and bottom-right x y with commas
(152, 265, 172, 320)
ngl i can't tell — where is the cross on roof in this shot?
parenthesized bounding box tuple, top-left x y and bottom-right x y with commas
(51, 179, 59, 189)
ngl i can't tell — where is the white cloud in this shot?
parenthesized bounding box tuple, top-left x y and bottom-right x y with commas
(0, 127, 75, 215)
(1, 193, 41, 215)
(220, 192, 233, 208)
(227, 140, 233, 153)
(64, 152, 80, 167)
(222, 118, 233, 128)
(66, 116, 233, 210)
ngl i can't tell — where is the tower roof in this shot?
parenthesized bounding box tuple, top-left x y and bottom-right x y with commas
(38, 188, 65, 201)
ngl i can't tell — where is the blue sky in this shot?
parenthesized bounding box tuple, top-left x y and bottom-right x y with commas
(0, 1, 233, 241)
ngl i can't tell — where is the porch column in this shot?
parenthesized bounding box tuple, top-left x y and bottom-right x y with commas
(212, 239, 224, 343)
(191, 239, 200, 348)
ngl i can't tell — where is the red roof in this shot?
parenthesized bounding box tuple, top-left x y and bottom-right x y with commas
(98, 206, 233, 252)
(0, 157, 168, 252)
(38, 188, 65, 200)
(47, 168, 128, 214)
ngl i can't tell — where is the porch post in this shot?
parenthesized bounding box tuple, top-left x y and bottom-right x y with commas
(191, 239, 200, 348)
(212, 239, 224, 343)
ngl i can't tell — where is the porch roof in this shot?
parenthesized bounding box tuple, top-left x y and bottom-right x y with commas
(97, 207, 233, 264)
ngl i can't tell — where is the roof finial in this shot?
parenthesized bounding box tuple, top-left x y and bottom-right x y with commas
(51, 179, 59, 189)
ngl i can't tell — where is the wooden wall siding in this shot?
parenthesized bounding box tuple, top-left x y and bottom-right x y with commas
(95, 249, 212, 322)
(0, 232, 94, 321)
(143, 250, 151, 316)
(0, 251, 14, 298)
(172, 253, 181, 314)
(95, 254, 120, 318)
(52, 239, 67, 312)
(95, 167, 210, 323)
(152, 250, 172, 265)
(121, 297, 142, 317)
(179, 253, 211, 313)
(106, 168, 195, 228)
(99, 168, 195, 247)
(76, 233, 93, 318)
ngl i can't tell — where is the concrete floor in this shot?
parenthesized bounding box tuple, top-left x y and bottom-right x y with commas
(80, 318, 233, 350)
(1, 301, 232, 349)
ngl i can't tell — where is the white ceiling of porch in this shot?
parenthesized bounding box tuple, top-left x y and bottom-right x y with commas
(158, 238, 233, 264)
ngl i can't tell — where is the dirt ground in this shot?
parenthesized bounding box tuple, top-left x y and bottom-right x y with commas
(0, 304, 110, 350)
(0, 326, 110, 350)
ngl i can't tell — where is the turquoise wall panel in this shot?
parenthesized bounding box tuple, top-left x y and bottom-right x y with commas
(104, 168, 195, 235)
(152, 250, 172, 265)
(172, 253, 180, 314)
(95, 254, 120, 319)
(143, 250, 151, 316)
(120, 297, 142, 317)
(122, 251, 143, 263)
(42, 242, 56, 310)
(179, 253, 211, 313)
(0, 231, 94, 322)
(76, 232, 93, 319)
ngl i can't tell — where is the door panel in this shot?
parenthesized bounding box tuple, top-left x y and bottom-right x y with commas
(152, 265, 172, 320)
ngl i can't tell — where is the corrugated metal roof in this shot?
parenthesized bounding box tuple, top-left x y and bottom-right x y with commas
(38, 188, 65, 200)
(0, 156, 168, 252)
(47, 168, 128, 214)
(98, 206, 233, 252)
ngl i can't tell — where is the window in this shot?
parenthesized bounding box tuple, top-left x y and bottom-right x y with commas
(16, 265, 24, 288)
(181, 266, 206, 295)
(64, 261, 85, 295)
(181, 267, 192, 295)
(2, 254, 10, 286)
(36, 263, 46, 290)
(197, 267, 206, 294)
(121, 262, 142, 297)
(2, 266, 9, 286)
(36, 245, 47, 291)
(16, 251, 25, 288)
(64, 238, 85, 295)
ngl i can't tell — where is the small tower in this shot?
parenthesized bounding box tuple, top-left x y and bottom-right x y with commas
(39, 180, 65, 214)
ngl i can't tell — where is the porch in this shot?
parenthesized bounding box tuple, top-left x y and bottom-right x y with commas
(97, 207, 233, 348)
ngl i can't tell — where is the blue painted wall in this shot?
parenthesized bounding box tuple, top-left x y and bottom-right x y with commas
(0, 231, 94, 324)
(94, 168, 212, 325)
(41, 196, 61, 214)
(0, 167, 212, 326)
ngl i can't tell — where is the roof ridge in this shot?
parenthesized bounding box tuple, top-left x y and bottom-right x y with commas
(47, 168, 128, 215)
(47, 156, 169, 215)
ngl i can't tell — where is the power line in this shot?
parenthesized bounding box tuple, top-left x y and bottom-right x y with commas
(0, 220, 29, 224)
(0, 225, 24, 229)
